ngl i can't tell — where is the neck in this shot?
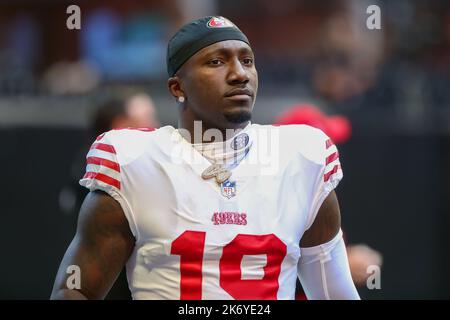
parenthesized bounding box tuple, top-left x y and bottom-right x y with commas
(178, 108, 249, 144)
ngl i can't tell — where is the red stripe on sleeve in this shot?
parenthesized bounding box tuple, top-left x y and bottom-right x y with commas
(325, 151, 339, 165)
(83, 172, 121, 189)
(90, 143, 117, 154)
(324, 165, 341, 182)
(87, 156, 120, 172)
(326, 139, 334, 149)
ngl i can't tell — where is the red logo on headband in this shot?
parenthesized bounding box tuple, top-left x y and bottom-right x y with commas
(207, 16, 234, 28)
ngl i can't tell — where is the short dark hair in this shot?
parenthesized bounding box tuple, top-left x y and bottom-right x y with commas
(92, 98, 127, 137)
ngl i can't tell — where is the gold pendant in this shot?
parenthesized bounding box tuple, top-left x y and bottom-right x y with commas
(215, 170, 231, 184)
(201, 164, 223, 179)
(201, 164, 231, 184)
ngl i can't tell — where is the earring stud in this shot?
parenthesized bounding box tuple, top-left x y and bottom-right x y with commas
(178, 96, 185, 103)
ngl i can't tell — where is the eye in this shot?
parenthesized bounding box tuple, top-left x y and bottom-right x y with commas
(209, 59, 224, 65)
(242, 58, 254, 65)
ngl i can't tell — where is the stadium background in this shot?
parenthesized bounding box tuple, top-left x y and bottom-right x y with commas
(0, 0, 449, 299)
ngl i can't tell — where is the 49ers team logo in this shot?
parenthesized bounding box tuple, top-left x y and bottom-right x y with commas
(211, 212, 247, 225)
(207, 16, 235, 28)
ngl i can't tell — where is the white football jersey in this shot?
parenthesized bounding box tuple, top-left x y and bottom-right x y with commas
(79, 124, 343, 300)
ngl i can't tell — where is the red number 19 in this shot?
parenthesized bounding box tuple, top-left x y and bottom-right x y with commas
(170, 231, 287, 300)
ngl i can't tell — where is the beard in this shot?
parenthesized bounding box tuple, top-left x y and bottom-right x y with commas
(223, 109, 252, 124)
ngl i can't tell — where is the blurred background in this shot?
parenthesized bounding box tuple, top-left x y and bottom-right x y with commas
(0, 0, 449, 299)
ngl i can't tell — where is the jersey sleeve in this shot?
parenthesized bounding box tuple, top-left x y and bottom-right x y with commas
(79, 132, 122, 194)
(304, 127, 343, 230)
(79, 131, 138, 237)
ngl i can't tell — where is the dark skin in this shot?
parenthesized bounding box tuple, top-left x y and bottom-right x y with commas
(50, 40, 342, 299)
(168, 40, 258, 142)
(51, 191, 134, 299)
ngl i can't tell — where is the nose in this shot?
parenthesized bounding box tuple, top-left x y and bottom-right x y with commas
(227, 59, 250, 85)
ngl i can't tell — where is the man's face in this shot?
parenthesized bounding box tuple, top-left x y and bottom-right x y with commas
(177, 40, 258, 130)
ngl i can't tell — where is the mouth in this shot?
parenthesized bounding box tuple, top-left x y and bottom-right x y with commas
(224, 88, 254, 100)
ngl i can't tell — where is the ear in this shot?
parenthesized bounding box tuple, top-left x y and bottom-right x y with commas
(167, 76, 185, 100)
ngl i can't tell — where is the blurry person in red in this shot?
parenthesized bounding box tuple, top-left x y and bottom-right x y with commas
(274, 103, 383, 299)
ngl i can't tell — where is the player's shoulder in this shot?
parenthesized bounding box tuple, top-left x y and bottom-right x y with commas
(94, 126, 169, 165)
(277, 123, 326, 138)
(100, 127, 157, 142)
(252, 124, 333, 165)
(252, 123, 326, 136)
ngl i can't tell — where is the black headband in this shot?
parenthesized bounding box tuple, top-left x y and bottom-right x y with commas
(166, 16, 250, 77)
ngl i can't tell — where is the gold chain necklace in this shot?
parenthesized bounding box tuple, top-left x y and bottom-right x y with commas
(201, 163, 231, 184)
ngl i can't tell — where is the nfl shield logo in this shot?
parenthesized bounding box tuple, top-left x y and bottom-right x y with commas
(221, 180, 236, 199)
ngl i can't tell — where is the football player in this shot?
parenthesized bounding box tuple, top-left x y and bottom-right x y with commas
(51, 16, 359, 300)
